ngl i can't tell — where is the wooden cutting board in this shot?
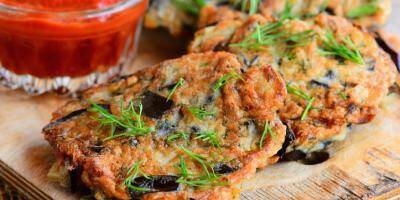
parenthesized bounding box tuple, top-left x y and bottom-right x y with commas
(1, 3, 400, 199)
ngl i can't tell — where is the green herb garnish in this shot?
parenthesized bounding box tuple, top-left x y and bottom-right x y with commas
(259, 122, 276, 149)
(230, 21, 315, 51)
(167, 77, 185, 101)
(177, 147, 227, 188)
(213, 71, 242, 91)
(171, 0, 206, 16)
(187, 106, 216, 120)
(346, 3, 379, 18)
(239, 0, 260, 15)
(195, 131, 221, 148)
(176, 174, 226, 187)
(287, 83, 312, 100)
(279, 1, 295, 20)
(124, 162, 151, 192)
(300, 97, 315, 121)
(338, 91, 348, 100)
(180, 146, 211, 177)
(286, 83, 315, 121)
(320, 31, 364, 64)
(167, 131, 190, 143)
(177, 155, 190, 178)
(89, 100, 153, 141)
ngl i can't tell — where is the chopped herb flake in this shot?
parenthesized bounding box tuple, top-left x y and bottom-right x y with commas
(259, 122, 277, 148)
(195, 131, 221, 148)
(347, 3, 379, 18)
(167, 77, 185, 101)
(124, 162, 151, 192)
(177, 147, 227, 188)
(167, 131, 190, 143)
(320, 31, 364, 64)
(230, 20, 315, 51)
(286, 83, 312, 101)
(171, 0, 205, 16)
(286, 83, 315, 120)
(188, 106, 216, 120)
(89, 100, 153, 141)
(301, 97, 315, 121)
(213, 71, 242, 91)
(338, 91, 348, 100)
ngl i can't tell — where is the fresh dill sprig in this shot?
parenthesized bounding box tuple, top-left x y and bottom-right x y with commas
(213, 71, 242, 91)
(195, 131, 221, 148)
(346, 2, 379, 18)
(338, 91, 348, 100)
(171, 0, 206, 16)
(279, 1, 294, 20)
(286, 83, 315, 121)
(286, 83, 312, 101)
(285, 30, 315, 48)
(167, 131, 190, 143)
(89, 100, 153, 141)
(187, 106, 216, 120)
(230, 21, 315, 51)
(176, 174, 226, 187)
(239, 0, 260, 15)
(177, 155, 190, 178)
(167, 77, 185, 101)
(320, 31, 364, 64)
(301, 97, 315, 121)
(259, 122, 276, 149)
(124, 162, 151, 192)
(176, 148, 227, 188)
(180, 146, 211, 177)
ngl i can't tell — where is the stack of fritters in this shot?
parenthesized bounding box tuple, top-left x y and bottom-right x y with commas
(145, 0, 392, 36)
(43, 1, 397, 199)
(43, 52, 288, 199)
(189, 13, 396, 152)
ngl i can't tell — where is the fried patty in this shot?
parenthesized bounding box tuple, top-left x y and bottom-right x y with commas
(144, 0, 391, 36)
(189, 13, 396, 152)
(43, 52, 288, 199)
(259, 0, 391, 29)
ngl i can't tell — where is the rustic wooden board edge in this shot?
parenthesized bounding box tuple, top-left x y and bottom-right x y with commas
(0, 160, 51, 200)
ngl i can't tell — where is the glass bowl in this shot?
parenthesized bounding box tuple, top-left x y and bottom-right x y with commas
(0, 0, 148, 94)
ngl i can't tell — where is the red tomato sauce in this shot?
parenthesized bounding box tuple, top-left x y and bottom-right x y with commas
(0, 0, 147, 78)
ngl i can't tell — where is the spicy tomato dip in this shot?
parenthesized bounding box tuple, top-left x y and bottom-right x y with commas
(0, 0, 147, 78)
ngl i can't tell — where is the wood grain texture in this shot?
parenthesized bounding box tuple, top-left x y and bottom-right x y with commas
(0, 3, 400, 199)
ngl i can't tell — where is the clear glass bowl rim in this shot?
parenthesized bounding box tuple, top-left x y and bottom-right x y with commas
(0, 0, 144, 19)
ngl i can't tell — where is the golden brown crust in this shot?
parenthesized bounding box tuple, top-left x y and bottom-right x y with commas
(188, 13, 396, 152)
(43, 52, 287, 199)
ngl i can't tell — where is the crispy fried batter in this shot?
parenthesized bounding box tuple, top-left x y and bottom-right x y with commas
(189, 13, 396, 152)
(43, 52, 287, 199)
(145, 0, 392, 36)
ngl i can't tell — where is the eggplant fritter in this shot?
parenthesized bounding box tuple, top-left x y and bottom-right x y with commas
(43, 52, 288, 199)
(144, 0, 391, 35)
(189, 13, 396, 153)
(259, 0, 391, 29)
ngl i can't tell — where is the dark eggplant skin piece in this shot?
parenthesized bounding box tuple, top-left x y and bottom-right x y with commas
(310, 80, 330, 89)
(42, 104, 110, 131)
(280, 150, 307, 161)
(128, 175, 180, 199)
(300, 151, 330, 165)
(277, 124, 296, 159)
(375, 32, 400, 73)
(213, 163, 239, 174)
(69, 167, 91, 195)
(141, 91, 173, 119)
(280, 150, 330, 165)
